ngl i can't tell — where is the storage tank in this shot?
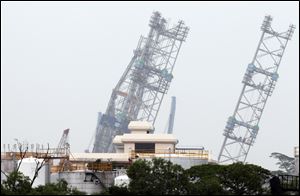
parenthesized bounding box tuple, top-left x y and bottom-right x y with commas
(57, 171, 102, 195)
(18, 157, 49, 187)
(1, 159, 15, 183)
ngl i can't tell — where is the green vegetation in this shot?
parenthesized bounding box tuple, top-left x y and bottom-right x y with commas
(104, 158, 272, 195)
(1, 171, 32, 195)
(127, 158, 189, 195)
(218, 162, 271, 195)
(187, 164, 226, 195)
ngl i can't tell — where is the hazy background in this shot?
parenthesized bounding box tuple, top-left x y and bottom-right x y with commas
(1, 1, 299, 171)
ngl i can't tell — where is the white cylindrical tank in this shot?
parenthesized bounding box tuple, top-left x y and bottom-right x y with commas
(18, 157, 49, 187)
(56, 171, 103, 195)
(114, 175, 130, 187)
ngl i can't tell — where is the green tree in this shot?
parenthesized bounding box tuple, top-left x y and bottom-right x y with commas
(30, 179, 85, 195)
(126, 159, 152, 194)
(187, 164, 225, 195)
(102, 186, 131, 195)
(127, 158, 189, 195)
(1, 171, 32, 195)
(219, 162, 271, 195)
(187, 162, 272, 195)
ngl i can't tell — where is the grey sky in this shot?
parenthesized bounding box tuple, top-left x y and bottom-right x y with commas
(1, 1, 299, 171)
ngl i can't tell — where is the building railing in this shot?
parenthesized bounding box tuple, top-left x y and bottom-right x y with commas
(130, 148, 209, 159)
(279, 175, 299, 192)
(1, 149, 69, 160)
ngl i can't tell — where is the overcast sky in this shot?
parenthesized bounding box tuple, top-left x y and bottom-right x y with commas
(1, 1, 299, 171)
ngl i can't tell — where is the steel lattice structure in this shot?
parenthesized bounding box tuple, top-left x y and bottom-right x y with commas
(218, 15, 295, 163)
(93, 12, 189, 153)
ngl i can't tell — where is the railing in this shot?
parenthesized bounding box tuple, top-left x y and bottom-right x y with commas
(279, 175, 299, 192)
(130, 148, 209, 159)
(1, 150, 69, 160)
(87, 162, 113, 171)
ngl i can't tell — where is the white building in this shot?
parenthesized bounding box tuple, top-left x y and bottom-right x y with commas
(112, 121, 209, 169)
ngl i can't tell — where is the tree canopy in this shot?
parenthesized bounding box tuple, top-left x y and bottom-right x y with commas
(270, 152, 295, 174)
(1, 171, 32, 195)
(126, 159, 272, 195)
(218, 162, 271, 195)
(122, 158, 272, 195)
(186, 164, 225, 195)
(127, 158, 189, 195)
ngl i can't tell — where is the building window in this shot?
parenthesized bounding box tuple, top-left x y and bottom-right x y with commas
(135, 143, 155, 153)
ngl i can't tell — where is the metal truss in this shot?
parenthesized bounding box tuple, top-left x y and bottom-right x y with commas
(92, 12, 189, 152)
(218, 15, 295, 163)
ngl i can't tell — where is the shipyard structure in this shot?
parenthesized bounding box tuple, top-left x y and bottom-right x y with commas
(1, 10, 297, 195)
(1, 122, 210, 194)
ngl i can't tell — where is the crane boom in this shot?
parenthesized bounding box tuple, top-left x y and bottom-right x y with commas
(92, 12, 189, 153)
(56, 128, 69, 155)
(218, 15, 295, 164)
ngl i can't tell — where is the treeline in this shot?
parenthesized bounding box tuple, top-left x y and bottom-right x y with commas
(105, 158, 272, 195)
